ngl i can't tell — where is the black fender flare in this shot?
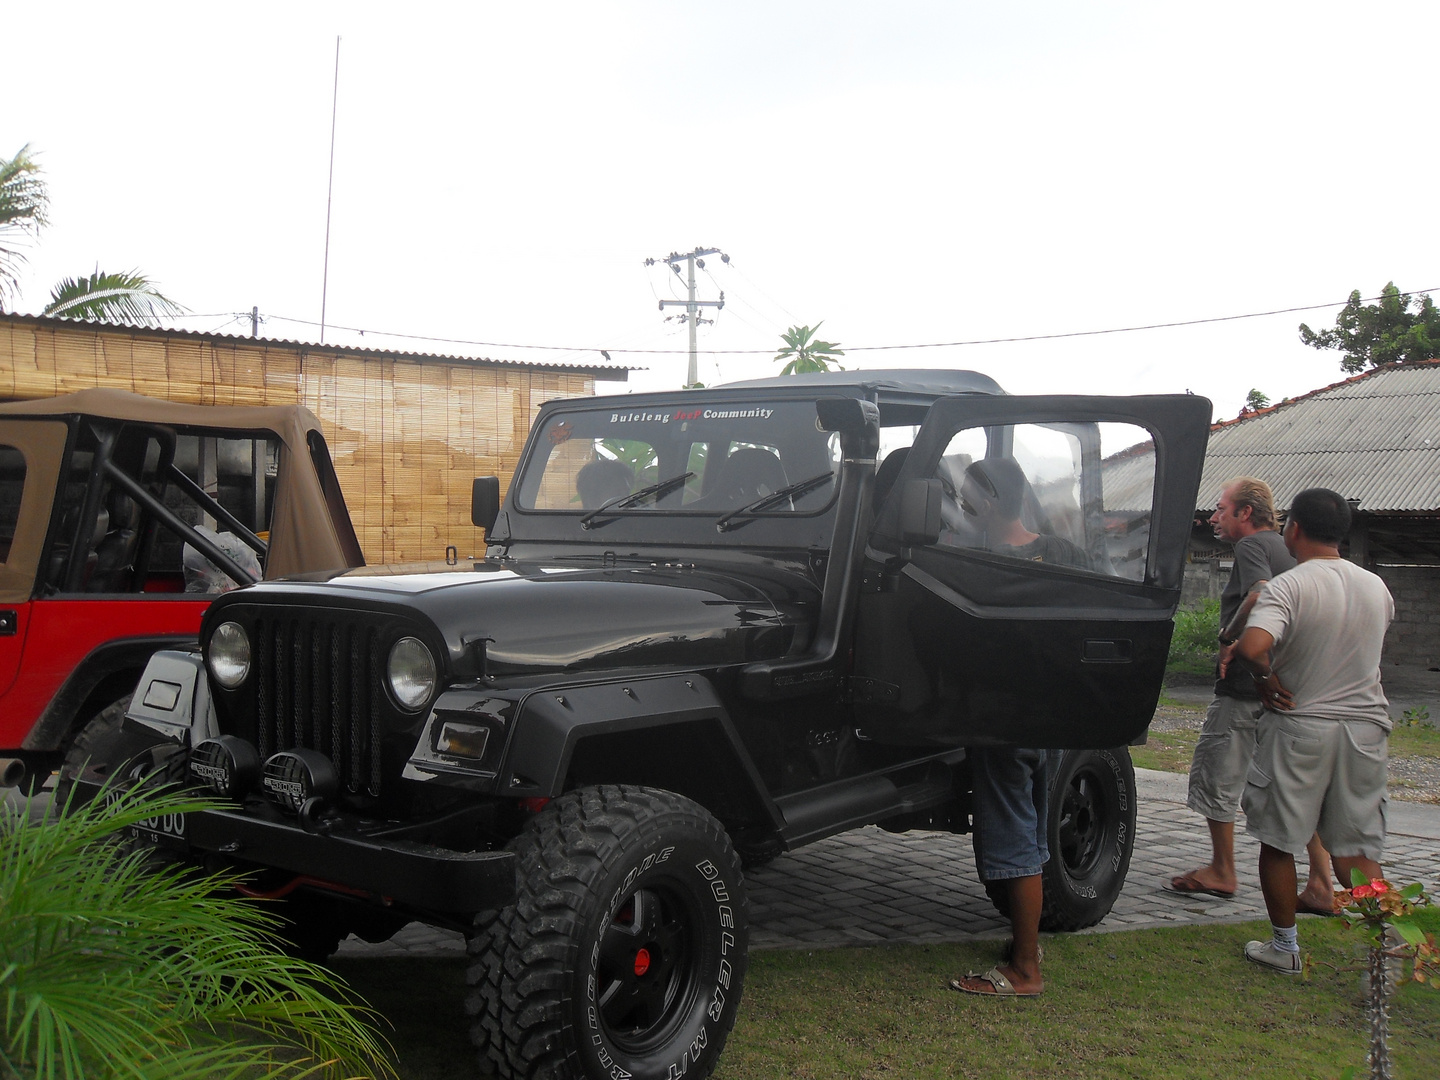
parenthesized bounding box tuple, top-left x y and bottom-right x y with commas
(501, 674, 781, 834)
(21, 635, 197, 751)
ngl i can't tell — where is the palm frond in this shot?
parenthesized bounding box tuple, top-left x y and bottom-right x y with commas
(2, 783, 395, 1080)
(42, 268, 187, 324)
(0, 143, 49, 309)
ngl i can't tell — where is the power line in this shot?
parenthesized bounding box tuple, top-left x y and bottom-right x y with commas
(249, 288, 1438, 357)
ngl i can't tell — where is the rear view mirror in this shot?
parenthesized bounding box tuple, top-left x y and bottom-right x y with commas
(898, 478, 942, 545)
(472, 477, 501, 530)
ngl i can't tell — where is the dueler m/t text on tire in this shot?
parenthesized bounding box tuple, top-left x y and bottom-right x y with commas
(466, 786, 748, 1080)
(1040, 746, 1137, 931)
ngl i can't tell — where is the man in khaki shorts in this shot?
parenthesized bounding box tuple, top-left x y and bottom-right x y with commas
(1169, 477, 1331, 909)
(1235, 487, 1394, 974)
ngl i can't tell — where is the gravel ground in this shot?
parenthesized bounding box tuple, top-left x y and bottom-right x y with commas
(1150, 695, 1440, 805)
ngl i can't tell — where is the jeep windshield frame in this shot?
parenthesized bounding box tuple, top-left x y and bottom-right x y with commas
(512, 397, 842, 526)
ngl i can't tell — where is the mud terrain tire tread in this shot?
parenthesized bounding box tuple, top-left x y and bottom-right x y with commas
(1040, 746, 1137, 932)
(53, 696, 131, 811)
(465, 785, 747, 1080)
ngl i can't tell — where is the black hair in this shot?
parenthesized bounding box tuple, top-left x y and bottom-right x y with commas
(1287, 487, 1351, 545)
(966, 457, 1027, 519)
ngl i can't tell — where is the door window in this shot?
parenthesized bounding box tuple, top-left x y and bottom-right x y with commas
(930, 421, 1155, 582)
(0, 446, 24, 565)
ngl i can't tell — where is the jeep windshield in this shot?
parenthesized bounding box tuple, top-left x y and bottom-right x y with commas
(514, 399, 840, 522)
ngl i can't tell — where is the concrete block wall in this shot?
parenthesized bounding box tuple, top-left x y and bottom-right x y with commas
(1374, 565, 1440, 669)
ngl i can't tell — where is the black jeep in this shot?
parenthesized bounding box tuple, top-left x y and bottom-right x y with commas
(81, 370, 1210, 1080)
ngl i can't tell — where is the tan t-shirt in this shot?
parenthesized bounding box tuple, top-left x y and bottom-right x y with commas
(1248, 558, 1395, 729)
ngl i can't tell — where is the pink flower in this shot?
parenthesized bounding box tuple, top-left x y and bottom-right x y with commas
(1371, 880, 1390, 895)
(1353, 884, 1375, 898)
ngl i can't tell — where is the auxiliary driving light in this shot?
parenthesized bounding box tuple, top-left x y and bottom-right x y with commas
(189, 736, 261, 799)
(260, 749, 340, 812)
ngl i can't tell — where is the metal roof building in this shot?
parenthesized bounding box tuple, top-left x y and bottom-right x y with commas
(1196, 360, 1440, 518)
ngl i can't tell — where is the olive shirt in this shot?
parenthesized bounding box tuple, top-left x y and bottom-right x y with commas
(1214, 529, 1296, 699)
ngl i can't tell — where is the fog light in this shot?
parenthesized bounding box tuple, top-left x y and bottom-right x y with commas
(436, 720, 492, 760)
(261, 749, 339, 812)
(190, 736, 260, 799)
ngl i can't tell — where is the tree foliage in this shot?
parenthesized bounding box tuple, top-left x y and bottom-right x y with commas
(0, 143, 185, 324)
(1299, 283, 1440, 374)
(1244, 389, 1270, 412)
(44, 268, 185, 324)
(775, 323, 844, 375)
(1, 783, 394, 1079)
(0, 144, 50, 312)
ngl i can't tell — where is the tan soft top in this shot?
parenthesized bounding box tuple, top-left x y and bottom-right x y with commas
(0, 389, 362, 596)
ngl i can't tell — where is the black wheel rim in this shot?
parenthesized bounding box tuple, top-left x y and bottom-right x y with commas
(1056, 765, 1113, 879)
(596, 880, 704, 1053)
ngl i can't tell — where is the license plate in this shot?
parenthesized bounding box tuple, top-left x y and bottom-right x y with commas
(104, 789, 189, 849)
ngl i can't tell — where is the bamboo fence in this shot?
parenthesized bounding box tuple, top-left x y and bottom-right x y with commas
(0, 315, 605, 564)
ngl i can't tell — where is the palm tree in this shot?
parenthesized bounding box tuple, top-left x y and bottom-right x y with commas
(0, 144, 49, 312)
(44, 268, 185, 323)
(0, 143, 186, 323)
(1, 782, 394, 1079)
(775, 323, 845, 375)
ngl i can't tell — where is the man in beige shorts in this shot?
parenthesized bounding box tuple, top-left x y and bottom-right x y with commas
(1235, 487, 1394, 974)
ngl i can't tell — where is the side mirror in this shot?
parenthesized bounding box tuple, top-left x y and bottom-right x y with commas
(898, 478, 942, 546)
(471, 477, 501, 530)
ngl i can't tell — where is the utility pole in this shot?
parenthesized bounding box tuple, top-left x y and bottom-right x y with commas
(646, 247, 726, 388)
(251, 306, 259, 338)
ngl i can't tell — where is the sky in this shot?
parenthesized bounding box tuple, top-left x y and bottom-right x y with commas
(4, 1, 1437, 421)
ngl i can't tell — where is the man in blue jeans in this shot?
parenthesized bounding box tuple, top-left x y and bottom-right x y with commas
(951, 747, 1060, 997)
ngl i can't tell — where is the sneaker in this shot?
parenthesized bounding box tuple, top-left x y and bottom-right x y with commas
(1244, 939, 1303, 975)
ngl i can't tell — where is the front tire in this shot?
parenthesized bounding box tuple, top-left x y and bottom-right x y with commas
(1040, 746, 1136, 931)
(53, 696, 132, 810)
(467, 785, 748, 1080)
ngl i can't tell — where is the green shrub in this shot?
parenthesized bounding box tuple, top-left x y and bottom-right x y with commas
(1167, 597, 1220, 677)
(1, 783, 394, 1080)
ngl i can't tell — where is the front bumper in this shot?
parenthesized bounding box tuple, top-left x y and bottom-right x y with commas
(185, 808, 516, 913)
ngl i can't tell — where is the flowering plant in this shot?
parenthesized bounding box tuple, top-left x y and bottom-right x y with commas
(1335, 873, 1438, 982)
(1334, 872, 1437, 1079)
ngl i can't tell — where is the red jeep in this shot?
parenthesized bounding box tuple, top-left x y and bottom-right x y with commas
(0, 388, 363, 791)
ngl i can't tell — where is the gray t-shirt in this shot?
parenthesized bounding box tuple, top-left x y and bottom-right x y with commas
(1247, 558, 1395, 729)
(1215, 529, 1296, 698)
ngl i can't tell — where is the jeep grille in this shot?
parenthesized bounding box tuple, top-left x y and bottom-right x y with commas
(252, 614, 385, 797)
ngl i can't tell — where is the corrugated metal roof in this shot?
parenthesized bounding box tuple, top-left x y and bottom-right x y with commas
(0, 311, 634, 378)
(1110, 361, 1440, 513)
(1198, 362, 1440, 511)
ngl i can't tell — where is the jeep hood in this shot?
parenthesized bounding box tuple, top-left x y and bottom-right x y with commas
(235, 562, 798, 677)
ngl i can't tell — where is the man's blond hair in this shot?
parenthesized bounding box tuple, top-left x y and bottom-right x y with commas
(1223, 476, 1278, 530)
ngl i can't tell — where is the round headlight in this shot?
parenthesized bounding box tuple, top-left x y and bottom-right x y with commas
(208, 621, 251, 689)
(388, 636, 436, 711)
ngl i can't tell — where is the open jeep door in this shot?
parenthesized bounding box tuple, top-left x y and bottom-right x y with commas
(856, 394, 1210, 750)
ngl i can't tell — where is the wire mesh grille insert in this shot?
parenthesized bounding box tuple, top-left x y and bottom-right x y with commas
(253, 614, 386, 796)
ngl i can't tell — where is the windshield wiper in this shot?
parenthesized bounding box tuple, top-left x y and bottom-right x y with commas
(579, 471, 695, 529)
(715, 471, 836, 532)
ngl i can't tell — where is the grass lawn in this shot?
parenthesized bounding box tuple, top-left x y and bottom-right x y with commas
(1391, 718, 1440, 759)
(333, 914, 1440, 1080)
(1131, 726, 1200, 774)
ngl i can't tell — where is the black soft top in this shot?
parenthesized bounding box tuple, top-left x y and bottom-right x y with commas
(716, 369, 1005, 397)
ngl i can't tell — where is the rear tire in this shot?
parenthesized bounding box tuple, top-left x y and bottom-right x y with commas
(1040, 747, 1136, 931)
(978, 747, 1137, 932)
(466, 785, 748, 1080)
